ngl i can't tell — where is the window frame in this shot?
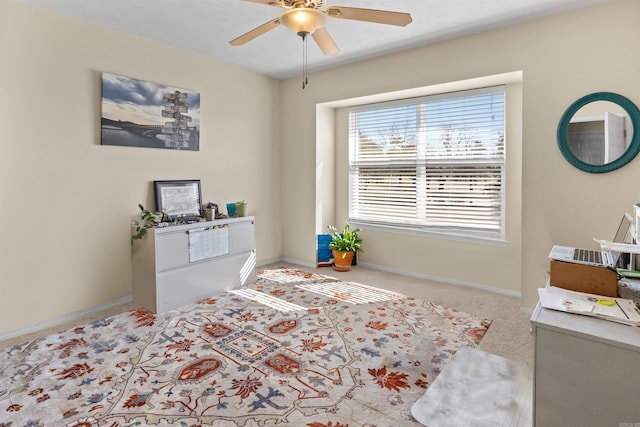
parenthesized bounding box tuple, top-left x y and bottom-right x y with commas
(348, 85, 506, 242)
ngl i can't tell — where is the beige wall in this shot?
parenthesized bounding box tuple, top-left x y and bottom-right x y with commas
(280, 0, 640, 307)
(2, 0, 639, 336)
(0, 2, 282, 335)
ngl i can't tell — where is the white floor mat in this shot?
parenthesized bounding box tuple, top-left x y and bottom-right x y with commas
(411, 346, 532, 427)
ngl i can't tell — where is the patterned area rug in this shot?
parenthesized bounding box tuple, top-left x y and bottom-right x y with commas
(0, 268, 492, 427)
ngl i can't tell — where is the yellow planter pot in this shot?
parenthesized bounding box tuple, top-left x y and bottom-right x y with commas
(236, 202, 248, 217)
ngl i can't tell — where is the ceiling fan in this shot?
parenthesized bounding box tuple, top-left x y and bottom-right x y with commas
(229, 0, 413, 56)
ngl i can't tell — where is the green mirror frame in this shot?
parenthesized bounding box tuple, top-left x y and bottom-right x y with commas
(557, 92, 640, 173)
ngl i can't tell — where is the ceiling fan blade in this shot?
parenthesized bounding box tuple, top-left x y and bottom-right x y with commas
(241, 0, 286, 7)
(229, 18, 281, 46)
(325, 6, 412, 27)
(312, 27, 339, 56)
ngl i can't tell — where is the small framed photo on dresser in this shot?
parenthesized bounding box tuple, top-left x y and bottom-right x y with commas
(154, 180, 202, 219)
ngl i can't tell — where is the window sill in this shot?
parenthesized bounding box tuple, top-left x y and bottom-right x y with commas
(349, 220, 508, 247)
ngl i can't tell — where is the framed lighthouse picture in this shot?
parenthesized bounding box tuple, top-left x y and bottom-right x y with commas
(100, 73, 200, 151)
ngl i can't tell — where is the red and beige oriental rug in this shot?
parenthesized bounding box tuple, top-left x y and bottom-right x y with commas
(0, 268, 491, 426)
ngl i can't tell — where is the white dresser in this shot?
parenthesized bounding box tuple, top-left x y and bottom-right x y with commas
(132, 216, 256, 313)
(530, 303, 640, 427)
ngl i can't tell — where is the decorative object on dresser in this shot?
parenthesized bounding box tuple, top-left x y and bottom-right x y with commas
(131, 204, 165, 242)
(235, 200, 248, 217)
(203, 202, 226, 221)
(226, 202, 237, 217)
(154, 179, 203, 221)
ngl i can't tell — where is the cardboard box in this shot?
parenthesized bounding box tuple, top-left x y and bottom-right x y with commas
(549, 260, 618, 297)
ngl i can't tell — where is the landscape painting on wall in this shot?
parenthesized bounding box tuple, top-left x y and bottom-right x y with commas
(101, 73, 200, 150)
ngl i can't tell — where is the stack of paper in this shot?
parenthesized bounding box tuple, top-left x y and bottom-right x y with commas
(538, 285, 640, 327)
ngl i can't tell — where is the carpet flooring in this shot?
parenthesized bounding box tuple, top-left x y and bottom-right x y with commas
(0, 267, 497, 426)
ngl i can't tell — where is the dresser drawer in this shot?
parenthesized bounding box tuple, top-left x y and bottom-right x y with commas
(155, 231, 190, 272)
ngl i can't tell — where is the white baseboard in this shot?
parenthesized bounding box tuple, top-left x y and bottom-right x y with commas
(0, 296, 133, 343)
(261, 257, 524, 300)
(358, 261, 523, 299)
(520, 306, 534, 315)
(256, 257, 288, 267)
(262, 257, 316, 269)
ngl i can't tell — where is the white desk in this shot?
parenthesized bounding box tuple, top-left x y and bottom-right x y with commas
(530, 302, 640, 427)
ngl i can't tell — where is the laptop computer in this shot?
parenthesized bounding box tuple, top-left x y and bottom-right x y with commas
(548, 213, 633, 269)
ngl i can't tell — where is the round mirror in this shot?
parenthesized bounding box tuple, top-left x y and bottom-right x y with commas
(557, 92, 640, 173)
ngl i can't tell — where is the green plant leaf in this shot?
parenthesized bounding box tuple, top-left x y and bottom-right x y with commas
(327, 223, 363, 253)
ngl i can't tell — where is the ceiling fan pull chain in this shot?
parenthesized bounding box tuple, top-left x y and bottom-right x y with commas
(301, 32, 308, 89)
(304, 34, 309, 88)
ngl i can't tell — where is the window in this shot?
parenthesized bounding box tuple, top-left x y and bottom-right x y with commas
(348, 86, 505, 240)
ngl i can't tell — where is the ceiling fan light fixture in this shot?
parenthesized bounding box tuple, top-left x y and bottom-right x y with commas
(230, 1, 412, 89)
(280, 8, 327, 36)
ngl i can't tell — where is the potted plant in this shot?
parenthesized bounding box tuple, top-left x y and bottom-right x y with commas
(327, 223, 363, 272)
(235, 200, 248, 217)
(131, 204, 164, 242)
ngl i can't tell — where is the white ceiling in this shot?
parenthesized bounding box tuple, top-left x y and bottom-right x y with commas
(19, 0, 607, 79)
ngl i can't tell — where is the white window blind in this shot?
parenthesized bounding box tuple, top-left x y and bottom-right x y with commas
(349, 86, 506, 239)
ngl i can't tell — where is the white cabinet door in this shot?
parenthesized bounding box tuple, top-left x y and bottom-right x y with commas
(156, 231, 190, 272)
(229, 221, 255, 254)
(155, 252, 254, 312)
